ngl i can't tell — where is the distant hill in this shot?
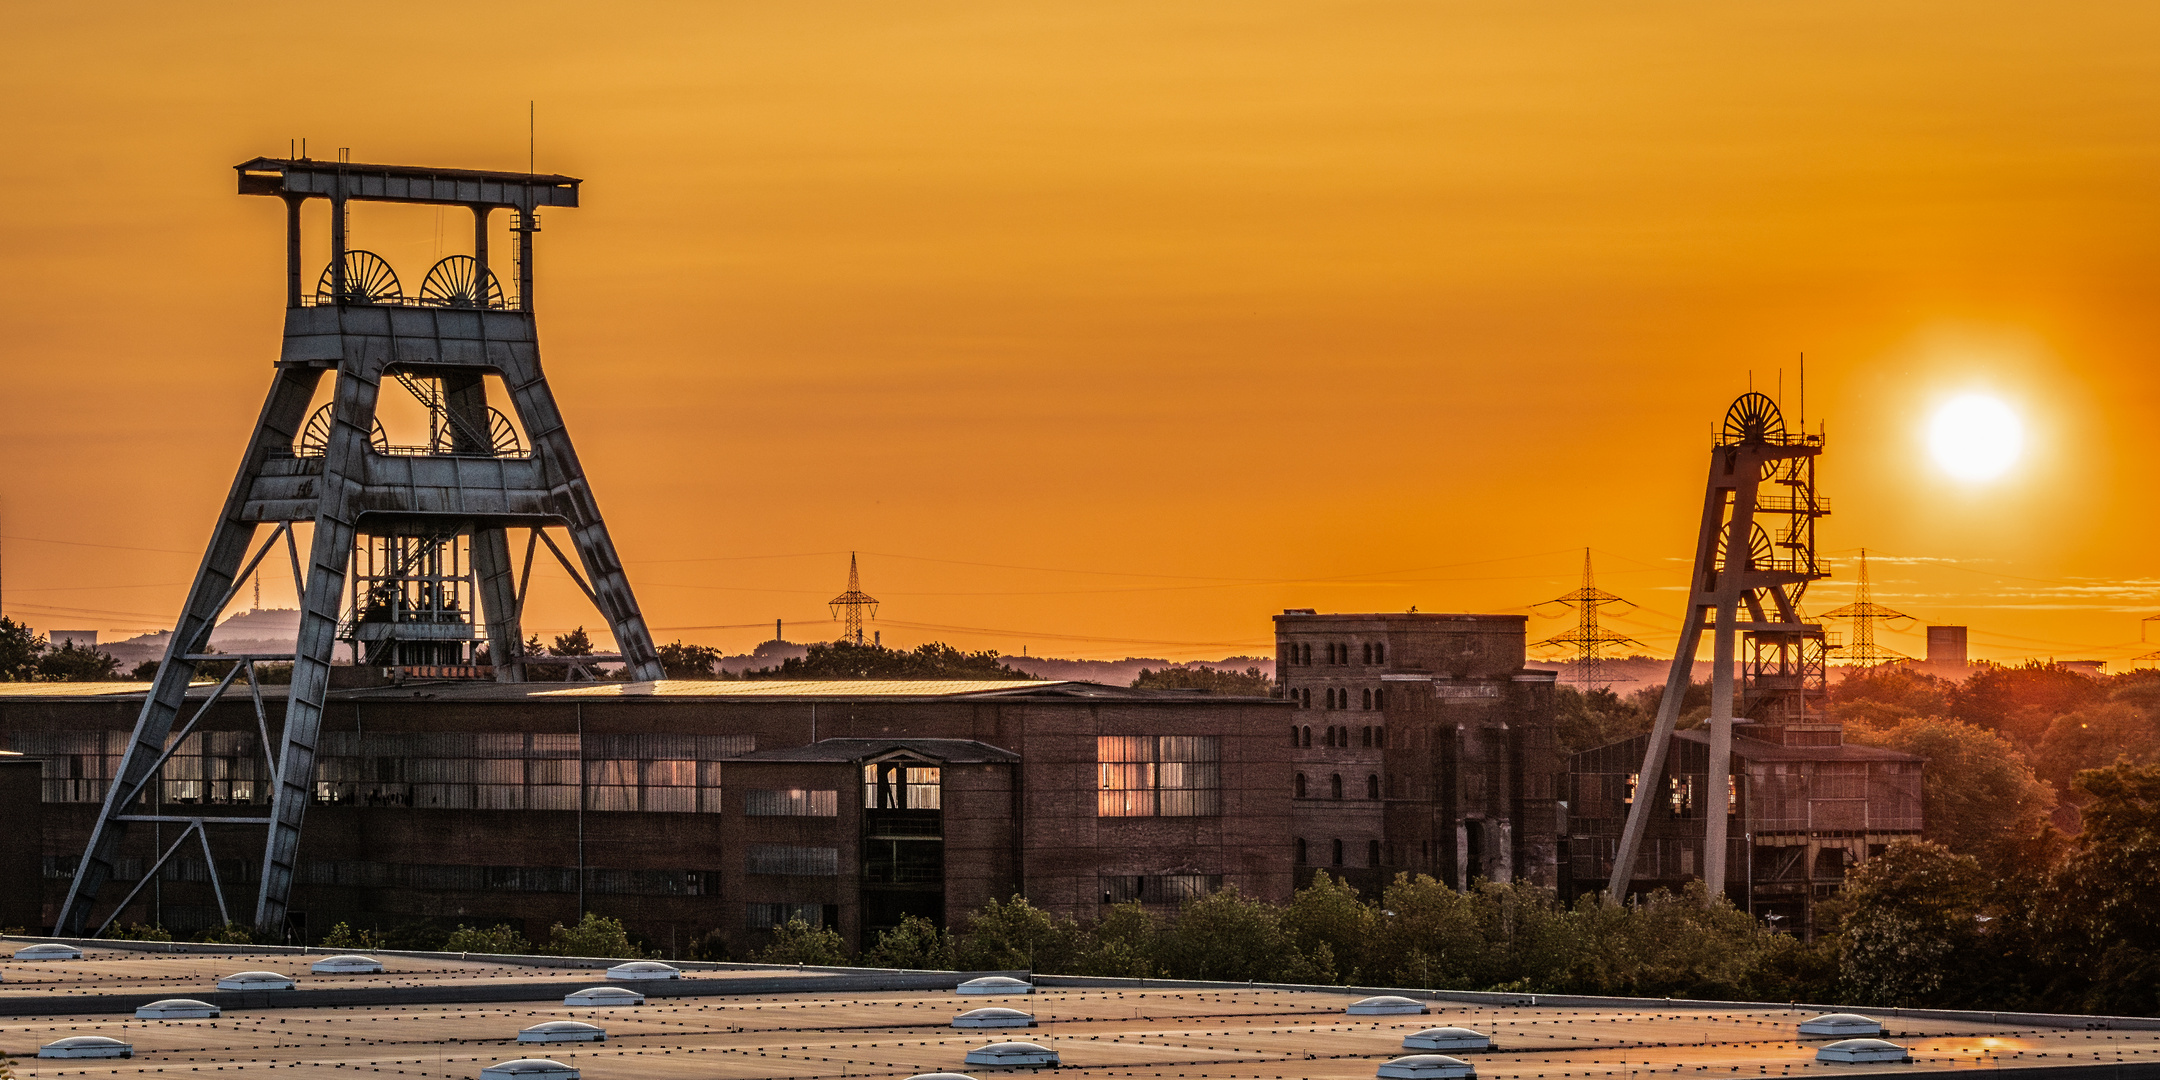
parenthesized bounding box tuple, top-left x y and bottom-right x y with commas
(100, 608, 303, 670)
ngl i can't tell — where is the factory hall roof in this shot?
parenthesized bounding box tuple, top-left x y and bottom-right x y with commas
(0, 944, 2156, 1080)
(0, 679, 1278, 705)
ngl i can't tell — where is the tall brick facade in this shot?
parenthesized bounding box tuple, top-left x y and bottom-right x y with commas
(1274, 611, 1563, 893)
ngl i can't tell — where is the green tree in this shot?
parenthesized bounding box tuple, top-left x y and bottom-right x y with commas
(1280, 872, 1375, 983)
(2047, 761, 2160, 1014)
(1845, 715, 2059, 877)
(1156, 886, 1315, 982)
(763, 640, 1037, 681)
(544, 912, 645, 958)
(1953, 662, 2107, 747)
(321, 921, 381, 950)
(37, 641, 121, 681)
(0, 618, 45, 681)
(655, 640, 724, 679)
(1837, 840, 1990, 1007)
(99, 922, 173, 942)
(198, 921, 260, 945)
(444, 923, 531, 954)
(863, 914, 956, 970)
(1131, 665, 1274, 696)
(2035, 702, 2160, 795)
(1069, 902, 1160, 978)
(551, 627, 595, 656)
(955, 895, 1081, 972)
(1553, 686, 1654, 756)
(754, 917, 851, 965)
(687, 929, 733, 962)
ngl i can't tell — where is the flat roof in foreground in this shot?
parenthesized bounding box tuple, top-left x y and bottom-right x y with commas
(0, 947, 2155, 1079)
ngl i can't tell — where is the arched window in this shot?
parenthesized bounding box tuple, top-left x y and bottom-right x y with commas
(1295, 772, 1307, 799)
(1366, 774, 1380, 800)
(1375, 643, 1386, 664)
(1361, 725, 1373, 747)
(1289, 725, 1300, 748)
(1332, 838, 1345, 866)
(1301, 725, 1312, 747)
(1300, 688, 1311, 709)
(1323, 725, 1334, 747)
(1330, 773, 1343, 800)
(1295, 837, 1308, 865)
(1361, 688, 1373, 710)
(1300, 643, 1312, 665)
(1376, 687, 1387, 709)
(1368, 839, 1382, 866)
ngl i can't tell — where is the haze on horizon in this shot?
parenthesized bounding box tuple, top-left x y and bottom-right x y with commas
(3, 2, 2158, 667)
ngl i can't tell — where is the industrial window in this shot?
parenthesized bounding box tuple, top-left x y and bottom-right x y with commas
(746, 844, 840, 876)
(1295, 837, 1308, 865)
(1332, 838, 1344, 866)
(1101, 873, 1223, 905)
(306, 732, 748, 814)
(1330, 773, 1343, 800)
(1368, 839, 1382, 867)
(1098, 735, 1222, 817)
(1366, 774, 1380, 800)
(1295, 772, 1307, 799)
(746, 902, 832, 931)
(744, 789, 839, 817)
(863, 762, 941, 809)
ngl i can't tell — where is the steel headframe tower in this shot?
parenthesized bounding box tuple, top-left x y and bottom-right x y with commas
(1605, 392, 1830, 907)
(1533, 548, 1641, 691)
(58, 156, 665, 938)
(1821, 549, 1910, 668)
(829, 552, 879, 646)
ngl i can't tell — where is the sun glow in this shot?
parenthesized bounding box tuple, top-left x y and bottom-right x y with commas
(1928, 394, 2023, 481)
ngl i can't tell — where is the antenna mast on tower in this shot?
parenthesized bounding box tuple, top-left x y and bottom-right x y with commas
(1822, 549, 1910, 668)
(1533, 549, 1641, 691)
(829, 552, 879, 647)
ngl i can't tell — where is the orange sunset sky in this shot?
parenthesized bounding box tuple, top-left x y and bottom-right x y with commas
(3, 2, 2159, 666)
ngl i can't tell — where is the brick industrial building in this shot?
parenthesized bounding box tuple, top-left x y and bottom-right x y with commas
(0, 679, 1290, 954)
(1273, 611, 1565, 894)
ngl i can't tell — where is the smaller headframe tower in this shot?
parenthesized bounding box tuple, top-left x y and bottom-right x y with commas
(59, 155, 664, 940)
(1606, 392, 1831, 906)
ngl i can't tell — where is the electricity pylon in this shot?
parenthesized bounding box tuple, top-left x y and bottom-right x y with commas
(1533, 548, 1641, 691)
(829, 552, 879, 646)
(1821, 549, 1910, 667)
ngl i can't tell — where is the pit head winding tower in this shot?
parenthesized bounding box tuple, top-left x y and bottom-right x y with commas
(58, 156, 664, 936)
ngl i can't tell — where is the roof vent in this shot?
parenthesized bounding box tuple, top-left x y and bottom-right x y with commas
(963, 1042, 1059, 1067)
(217, 971, 296, 991)
(954, 1007, 1036, 1029)
(519, 1021, 607, 1044)
(1816, 1039, 1910, 1064)
(605, 961, 680, 980)
(136, 999, 221, 1019)
(1379, 1054, 1475, 1079)
(1348, 995, 1429, 1015)
(1799, 1013, 1884, 1038)
(480, 1059, 580, 1080)
(956, 975, 1033, 995)
(13, 943, 83, 960)
(40, 1037, 133, 1060)
(312, 955, 384, 974)
(1403, 1028, 1492, 1051)
(563, 986, 644, 1006)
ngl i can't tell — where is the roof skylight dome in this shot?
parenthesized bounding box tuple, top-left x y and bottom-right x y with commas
(312, 955, 384, 974)
(137, 998, 221, 1019)
(604, 960, 680, 980)
(904, 1074, 982, 1080)
(956, 975, 1033, 995)
(217, 970, 296, 991)
(1379, 1054, 1476, 1079)
(479, 1059, 580, 1080)
(1816, 1039, 1910, 1064)
(1799, 1014, 1885, 1038)
(40, 1036, 133, 1059)
(14, 942, 83, 960)
(954, 1007, 1036, 1029)
(1349, 995, 1430, 1015)
(962, 1041, 1060, 1067)
(1403, 1028, 1492, 1051)
(563, 986, 644, 1006)
(519, 1021, 608, 1044)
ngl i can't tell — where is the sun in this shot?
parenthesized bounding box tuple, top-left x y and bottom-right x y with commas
(1928, 394, 2023, 481)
